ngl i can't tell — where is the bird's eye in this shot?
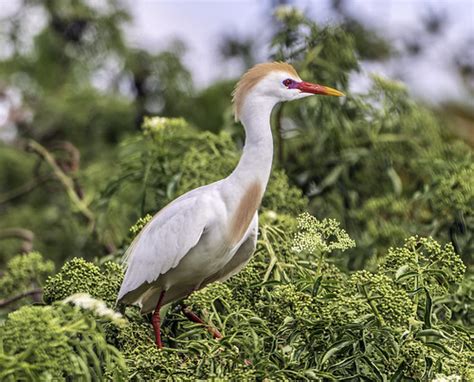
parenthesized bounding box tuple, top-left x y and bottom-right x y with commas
(283, 79, 293, 87)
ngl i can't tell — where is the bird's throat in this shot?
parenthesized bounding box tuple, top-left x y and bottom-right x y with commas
(229, 96, 275, 190)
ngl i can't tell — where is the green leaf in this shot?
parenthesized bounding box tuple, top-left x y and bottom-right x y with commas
(390, 361, 405, 382)
(317, 164, 345, 192)
(396, 271, 419, 283)
(425, 341, 453, 355)
(423, 287, 433, 329)
(312, 276, 322, 297)
(415, 329, 449, 340)
(321, 340, 354, 365)
(387, 167, 402, 195)
(361, 355, 384, 381)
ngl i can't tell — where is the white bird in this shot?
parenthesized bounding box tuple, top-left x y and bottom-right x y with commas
(117, 62, 344, 348)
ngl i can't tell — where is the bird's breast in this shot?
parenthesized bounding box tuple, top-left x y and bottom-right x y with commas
(228, 181, 263, 246)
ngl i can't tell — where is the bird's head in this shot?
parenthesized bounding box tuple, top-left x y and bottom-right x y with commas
(233, 62, 344, 121)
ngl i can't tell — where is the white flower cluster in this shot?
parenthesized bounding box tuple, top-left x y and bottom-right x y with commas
(63, 293, 125, 325)
(143, 116, 169, 132)
(431, 375, 461, 382)
(273, 5, 304, 23)
(292, 212, 355, 255)
(142, 116, 187, 135)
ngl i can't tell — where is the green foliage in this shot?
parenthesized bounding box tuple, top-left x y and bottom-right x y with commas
(381, 236, 466, 294)
(2, 216, 472, 380)
(43, 257, 123, 307)
(0, 252, 54, 314)
(165, 214, 471, 381)
(0, 145, 36, 195)
(0, 303, 127, 381)
(187, 80, 235, 133)
(0, 0, 199, 264)
(263, 169, 308, 216)
(293, 212, 355, 255)
(0, 252, 54, 297)
(352, 195, 415, 250)
(256, 10, 474, 265)
(430, 161, 474, 217)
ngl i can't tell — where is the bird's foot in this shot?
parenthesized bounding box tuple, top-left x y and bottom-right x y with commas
(182, 305, 223, 340)
(208, 326, 223, 340)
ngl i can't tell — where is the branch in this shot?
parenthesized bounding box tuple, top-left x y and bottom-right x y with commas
(25, 139, 95, 227)
(0, 228, 35, 252)
(0, 174, 52, 204)
(24, 140, 116, 254)
(49, 141, 81, 173)
(0, 288, 42, 308)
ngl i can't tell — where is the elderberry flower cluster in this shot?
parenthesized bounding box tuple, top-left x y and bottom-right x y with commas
(273, 5, 304, 23)
(129, 213, 152, 237)
(380, 236, 466, 291)
(43, 258, 124, 307)
(142, 116, 188, 137)
(292, 212, 355, 255)
(349, 270, 414, 328)
(185, 282, 234, 312)
(63, 293, 125, 325)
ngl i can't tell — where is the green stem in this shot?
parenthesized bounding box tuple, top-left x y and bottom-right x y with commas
(362, 285, 386, 327)
(261, 226, 280, 283)
(412, 243, 423, 318)
(26, 140, 95, 228)
(316, 250, 325, 279)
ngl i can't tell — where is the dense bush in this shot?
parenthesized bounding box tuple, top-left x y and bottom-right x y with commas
(0, 252, 54, 314)
(43, 257, 123, 307)
(1, 89, 472, 380)
(1, 211, 471, 380)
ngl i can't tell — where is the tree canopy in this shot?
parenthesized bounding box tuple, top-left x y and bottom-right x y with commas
(0, 1, 472, 381)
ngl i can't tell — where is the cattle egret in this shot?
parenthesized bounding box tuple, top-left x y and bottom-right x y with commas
(117, 62, 344, 348)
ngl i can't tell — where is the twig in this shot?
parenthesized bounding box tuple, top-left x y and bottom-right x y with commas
(0, 288, 42, 308)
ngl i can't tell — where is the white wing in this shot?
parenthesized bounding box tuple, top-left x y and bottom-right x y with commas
(117, 194, 210, 302)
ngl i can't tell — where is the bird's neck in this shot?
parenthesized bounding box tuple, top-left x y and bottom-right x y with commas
(228, 97, 275, 191)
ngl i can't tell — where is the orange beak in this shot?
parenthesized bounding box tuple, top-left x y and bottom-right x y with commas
(296, 81, 345, 97)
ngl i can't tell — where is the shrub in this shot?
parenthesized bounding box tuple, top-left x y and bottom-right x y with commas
(43, 257, 123, 307)
(0, 252, 54, 312)
(0, 301, 127, 381)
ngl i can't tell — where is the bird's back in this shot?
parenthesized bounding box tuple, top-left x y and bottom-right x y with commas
(117, 181, 233, 309)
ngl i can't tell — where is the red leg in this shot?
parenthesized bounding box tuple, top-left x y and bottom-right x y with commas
(151, 291, 166, 349)
(181, 305, 223, 339)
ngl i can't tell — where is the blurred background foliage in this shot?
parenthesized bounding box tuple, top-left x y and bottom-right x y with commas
(0, 0, 471, 266)
(0, 0, 472, 379)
